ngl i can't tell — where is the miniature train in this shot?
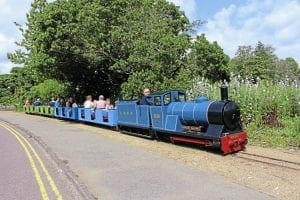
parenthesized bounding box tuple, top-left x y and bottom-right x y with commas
(24, 86, 248, 154)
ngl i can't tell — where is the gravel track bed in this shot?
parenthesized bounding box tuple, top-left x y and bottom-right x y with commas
(72, 123, 300, 200)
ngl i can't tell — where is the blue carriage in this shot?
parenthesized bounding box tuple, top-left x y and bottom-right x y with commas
(55, 107, 79, 120)
(77, 108, 118, 126)
(55, 106, 118, 127)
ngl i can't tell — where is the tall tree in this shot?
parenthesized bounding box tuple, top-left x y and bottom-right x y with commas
(110, 0, 190, 98)
(275, 57, 300, 83)
(8, 0, 191, 100)
(230, 41, 278, 81)
(187, 34, 230, 83)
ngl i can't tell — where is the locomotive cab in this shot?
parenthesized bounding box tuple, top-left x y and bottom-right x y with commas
(149, 90, 186, 106)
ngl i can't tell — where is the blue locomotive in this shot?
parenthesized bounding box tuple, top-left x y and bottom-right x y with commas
(25, 86, 247, 154)
(117, 86, 247, 154)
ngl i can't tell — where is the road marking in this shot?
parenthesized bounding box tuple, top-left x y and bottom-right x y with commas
(0, 122, 49, 200)
(0, 121, 63, 200)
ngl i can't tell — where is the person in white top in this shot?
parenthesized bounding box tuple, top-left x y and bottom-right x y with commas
(83, 95, 94, 108)
(105, 98, 114, 110)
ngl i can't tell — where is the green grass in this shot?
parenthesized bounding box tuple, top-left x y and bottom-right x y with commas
(246, 117, 300, 148)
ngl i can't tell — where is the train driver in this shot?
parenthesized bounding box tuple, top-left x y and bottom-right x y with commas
(139, 88, 152, 105)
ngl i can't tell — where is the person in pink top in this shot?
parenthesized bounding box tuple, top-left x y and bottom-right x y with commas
(95, 95, 106, 109)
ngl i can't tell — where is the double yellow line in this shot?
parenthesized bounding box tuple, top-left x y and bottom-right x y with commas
(0, 121, 63, 200)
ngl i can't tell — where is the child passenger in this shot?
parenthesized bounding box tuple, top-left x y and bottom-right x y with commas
(105, 98, 114, 110)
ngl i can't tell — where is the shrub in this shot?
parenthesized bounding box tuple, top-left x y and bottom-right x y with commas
(28, 79, 70, 103)
(189, 77, 300, 148)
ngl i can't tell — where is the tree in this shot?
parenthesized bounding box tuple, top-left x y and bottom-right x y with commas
(0, 67, 36, 104)
(230, 41, 278, 81)
(187, 34, 230, 83)
(275, 58, 300, 83)
(29, 79, 70, 102)
(114, 0, 191, 98)
(8, 0, 192, 100)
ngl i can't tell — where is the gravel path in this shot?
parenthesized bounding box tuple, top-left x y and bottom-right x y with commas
(74, 124, 300, 200)
(2, 112, 299, 199)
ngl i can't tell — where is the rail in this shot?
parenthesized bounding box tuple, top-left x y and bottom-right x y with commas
(234, 152, 300, 171)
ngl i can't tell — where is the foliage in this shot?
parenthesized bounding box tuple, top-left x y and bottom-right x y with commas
(246, 118, 300, 148)
(275, 57, 300, 83)
(114, 0, 191, 98)
(230, 41, 278, 81)
(187, 34, 230, 83)
(189, 77, 300, 148)
(0, 67, 36, 105)
(0, 74, 14, 104)
(8, 0, 191, 100)
(28, 79, 70, 102)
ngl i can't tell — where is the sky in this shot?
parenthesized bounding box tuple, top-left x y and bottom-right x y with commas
(0, 0, 299, 74)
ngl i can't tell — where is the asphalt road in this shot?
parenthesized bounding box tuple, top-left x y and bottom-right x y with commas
(0, 119, 82, 200)
(0, 112, 277, 200)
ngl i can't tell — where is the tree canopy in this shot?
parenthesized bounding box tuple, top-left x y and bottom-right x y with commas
(230, 42, 278, 81)
(2, 0, 299, 104)
(8, 0, 192, 100)
(187, 34, 230, 83)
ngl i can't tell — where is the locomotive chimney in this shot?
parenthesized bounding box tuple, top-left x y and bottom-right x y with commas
(220, 81, 228, 101)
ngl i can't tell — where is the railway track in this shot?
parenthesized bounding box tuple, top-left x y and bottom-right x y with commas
(234, 152, 300, 171)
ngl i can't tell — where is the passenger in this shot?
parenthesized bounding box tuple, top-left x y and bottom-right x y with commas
(66, 101, 71, 108)
(33, 98, 42, 106)
(83, 95, 94, 108)
(71, 98, 78, 108)
(48, 97, 56, 107)
(24, 99, 31, 106)
(60, 98, 66, 107)
(95, 95, 106, 109)
(139, 88, 152, 105)
(66, 97, 78, 108)
(54, 97, 62, 107)
(66, 97, 72, 108)
(93, 99, 97, 108)
(105, 98, 114, 110)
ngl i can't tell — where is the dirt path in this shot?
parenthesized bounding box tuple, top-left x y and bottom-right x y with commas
(73, 123, 300, 200)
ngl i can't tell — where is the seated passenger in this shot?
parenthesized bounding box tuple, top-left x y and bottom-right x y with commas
(33, 98, 42, 106)
(66, 101, 71, 108)
(84, 95, 94, 108)
(54, 97, 62, 107)
(60, 98, 66, 107)
(66, 97, 77, 108)
(139, 88, 152, 105)
(24, 99, 31, 106)
(95, 95, 106, 109)
(105, 98, 114, 110)
(48, 97, 55, 107)
(72, 100, 78, 108)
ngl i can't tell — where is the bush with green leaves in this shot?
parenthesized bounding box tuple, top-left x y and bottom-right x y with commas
(28, 79, 70, 103)
(189, 77, 300, 148)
